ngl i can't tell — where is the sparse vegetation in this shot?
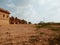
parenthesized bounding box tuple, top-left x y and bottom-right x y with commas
(49, 27, 60, 32)
(40, 32, 45, 35)
(28, 35, 40, 45)
(34, 22, 60, 45)
(35, 22, 60, 32)
(0, 23, 60, 45)
(48, 33, 60, 45)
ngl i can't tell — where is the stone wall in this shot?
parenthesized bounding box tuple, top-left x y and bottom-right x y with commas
(0, 20, 9, 25)
(0, 9, 10, 25)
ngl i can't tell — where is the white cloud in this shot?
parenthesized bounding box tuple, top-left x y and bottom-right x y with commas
(7, 0, 16, 8)
(38, 0, 45, 5)
(6, 0, 60, 23)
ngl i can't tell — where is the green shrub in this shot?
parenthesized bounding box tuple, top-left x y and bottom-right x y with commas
(40, 32, 45, 35)
(49, 27, 60, 32)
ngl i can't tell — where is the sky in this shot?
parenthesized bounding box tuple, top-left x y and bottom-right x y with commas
(0, 0, 60, 23)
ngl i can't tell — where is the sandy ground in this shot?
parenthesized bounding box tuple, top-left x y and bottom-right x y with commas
(0, 24, 60, 45)
(0, 24, 37, 42)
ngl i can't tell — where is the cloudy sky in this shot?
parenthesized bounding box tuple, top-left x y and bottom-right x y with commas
(0, 0, 60, 23)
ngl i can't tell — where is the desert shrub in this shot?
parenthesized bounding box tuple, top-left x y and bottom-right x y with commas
(49, 27, 60, 32)
(21, 41, 30, 45)
(37, 22, 57, 28)
(28, 35, 40, 45)
(48, 36, 60, 45)
(55, 34, 60, 45)
(35, 25, 41, 29)
(36, 23, 60, 32)
(40, 32, 45, 35)
(35, 24, 50, 30)
(48, 39, 57, 45)
(3, 42, 13, 45)
(48, 33, 60, 45)
(29, 36, 39, 42)
(5, 32, 12, 37)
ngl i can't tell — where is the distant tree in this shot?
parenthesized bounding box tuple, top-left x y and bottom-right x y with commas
(17, 19, 21, 24)
(9, 16, 14, 24)
(21, 19, 27, 24)
(38, 21, 45, 25)
(28, 22, 31, 24)
(24, 20, 27, 24)
(15, 17, 18, 24)
(9, 16, 27, 24)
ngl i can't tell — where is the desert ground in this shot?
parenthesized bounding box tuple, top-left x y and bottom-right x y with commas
(0, 24, 60, 45)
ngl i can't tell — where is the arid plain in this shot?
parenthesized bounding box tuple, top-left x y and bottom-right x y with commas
(0, 24, 60, 45)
